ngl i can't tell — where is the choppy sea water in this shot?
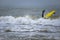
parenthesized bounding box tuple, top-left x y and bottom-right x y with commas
(0, 16, 60, 40)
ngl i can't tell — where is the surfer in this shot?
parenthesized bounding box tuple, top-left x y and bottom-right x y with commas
(42, 9, 45, 17)
(42, 10, 56, 19)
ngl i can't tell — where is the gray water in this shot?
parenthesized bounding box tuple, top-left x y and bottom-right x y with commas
(0, 8, 60, 40)
(0, 8, 43, 18)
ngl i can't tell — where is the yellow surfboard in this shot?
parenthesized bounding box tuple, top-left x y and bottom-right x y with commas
(44, 10, 56, 19)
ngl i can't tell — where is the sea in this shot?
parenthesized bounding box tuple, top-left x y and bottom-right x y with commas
(0, 8, 60, 40)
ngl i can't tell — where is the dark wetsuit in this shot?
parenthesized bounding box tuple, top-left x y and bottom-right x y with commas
(42, 10, 45, 17)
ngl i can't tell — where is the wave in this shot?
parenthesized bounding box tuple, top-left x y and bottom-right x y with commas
(0, 16, 60, 25)
(0, 16, 60, 32)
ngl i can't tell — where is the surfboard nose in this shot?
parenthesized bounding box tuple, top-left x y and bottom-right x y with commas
(50, 10, 55, 14)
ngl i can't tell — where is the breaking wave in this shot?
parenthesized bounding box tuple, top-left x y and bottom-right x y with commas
(0, 16, 60, 32)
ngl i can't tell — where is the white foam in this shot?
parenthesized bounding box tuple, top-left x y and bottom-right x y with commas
(0, 16, 60, 32)
(0, 16, 15, 23)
